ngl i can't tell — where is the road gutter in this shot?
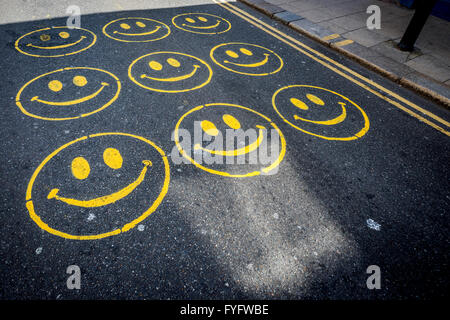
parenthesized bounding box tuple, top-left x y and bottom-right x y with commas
(238, 0, 450, 109)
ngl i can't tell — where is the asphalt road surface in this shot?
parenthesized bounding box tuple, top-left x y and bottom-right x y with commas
(0, 0, 449, 300)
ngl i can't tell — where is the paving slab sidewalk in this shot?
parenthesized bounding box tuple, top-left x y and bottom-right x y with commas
(239, 0, 450, 107)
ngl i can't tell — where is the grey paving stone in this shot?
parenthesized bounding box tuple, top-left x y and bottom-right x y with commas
(317, 21, 348, 34)
(402, 72, 450, 101)
(246, 0, 450, 95)
(342, 28, 391, 47)
(367, 55, 416, 78)
(298, 8, 344, 23)
(254, 3, 286, 15)
(334, 41, 383, 59)
(371, 40, 412, 64)
(406, 54, 450, 83)
(327, 12, 369, 32)
(273, 10, 304, 23)
(289, 18, 337, 40)
(240, 0, 268, 5)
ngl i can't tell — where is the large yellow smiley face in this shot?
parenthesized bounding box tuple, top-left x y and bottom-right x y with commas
(172, 13, 231, 34)
(128, 51, 212, 93)
(26, 133, 170, 240)
(102, 17, 170, 42)
(174, 103, 286, 177)
(16, 67, 121, 121)
(272, 85, 370, 141)
(210, 42, 283, 76)
(15, 26, 96, 57)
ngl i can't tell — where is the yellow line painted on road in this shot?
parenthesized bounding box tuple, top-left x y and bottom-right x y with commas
(214, 0, 450, 136)
(334, 39, 354, 47)
(322, 33, 340, 41)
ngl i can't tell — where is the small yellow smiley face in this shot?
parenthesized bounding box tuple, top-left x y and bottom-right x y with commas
(15, 26, 96, 57)
(210, 42, 283, 76)
(102, 17, 170, 42)
(128, 51, 212, 93)
(272, 85, 370, 141)
(16, 67, 121, 121)
(172, 13, 231, 34)
(174, 103, 286, 177)
(25, 133, 170, 240)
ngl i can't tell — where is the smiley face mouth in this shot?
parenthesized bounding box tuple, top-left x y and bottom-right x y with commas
(224, 53, 270, 68)
(194, 125, 266, 156)
(113, 26, 161, 36)
(294, 102, 347, 125)
(182, 20, 221, 29)
(26, 36, 86, 49)
(30, 82, 109, 106)
(140, 65, 200, 82)
(47, 160, 152, 208)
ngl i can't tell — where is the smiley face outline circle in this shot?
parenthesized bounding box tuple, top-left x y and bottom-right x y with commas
(15, 26, 97, 58)
(128, 51, 213, 93)
(25, 132, 171, 240)
(102, 17, 171, 43)
(272, 85, 370, 141)
(16, 67, 121, 121)
(172, 13, 231, 35)
(210, 42, 284, 76)
(174, 103, 286, 178)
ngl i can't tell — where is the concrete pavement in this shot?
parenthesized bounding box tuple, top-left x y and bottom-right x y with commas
(242, 0, 450, 105)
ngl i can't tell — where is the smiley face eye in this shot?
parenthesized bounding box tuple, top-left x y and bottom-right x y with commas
(201, 120, 219, 136)
(59, 31, 70, 39)
(71, 156, 90, 180)
(223, 114, 241, 129)
(73, 75, 87, 87)
(226, 50, 239, 59)
(290, 97, 309, 110)
(167, 58, 180, 68)
(103, 147, 123, 169)
(306, 94, 325, 106)
(240, 48, 253, 56)
(185, 17, 196, 23)
(198, 16, 208, 22)
(120, 23, 131, 30)
(149, 60, 163, 71)
(40, 34, 51, 41)
(48, 80, 63, 92)
(136, 21, 146, 28)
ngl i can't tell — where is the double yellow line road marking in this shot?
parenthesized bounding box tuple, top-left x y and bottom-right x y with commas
(214, 0, 450, 136)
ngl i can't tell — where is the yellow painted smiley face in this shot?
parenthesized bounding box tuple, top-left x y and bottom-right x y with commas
(15, 26, 96, 57)
(272, 85, 370, 141)
(210, 42, 283, 76)
(174, 103, 286, 177)
(26, 133, 170, 240)
(16, 67, 121, 121)
(102, 17, 171, 42)
(128, 51, 212, 93)
(172, 13, 231, 34)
